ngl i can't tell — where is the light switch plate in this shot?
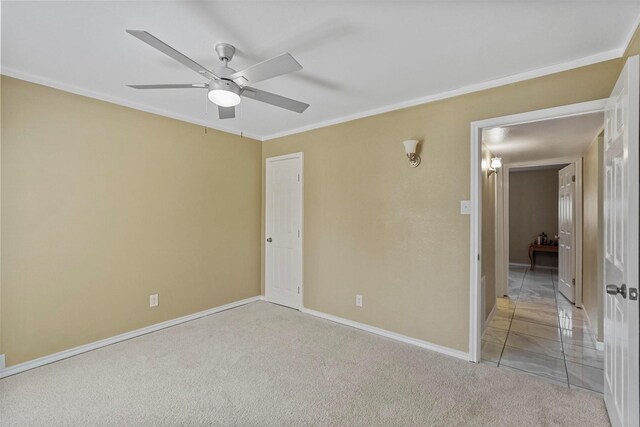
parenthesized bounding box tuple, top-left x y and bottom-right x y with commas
(460, 200, 472, 215)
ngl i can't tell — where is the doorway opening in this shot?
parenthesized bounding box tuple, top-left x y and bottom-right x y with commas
(470, 100, 606, 394)
(470, 55, 639, 426)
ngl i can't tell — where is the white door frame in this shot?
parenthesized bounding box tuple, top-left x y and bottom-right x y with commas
(265, 152, 304, 309)
(503, 156, 584, 303)
(469, 99, 607, 362)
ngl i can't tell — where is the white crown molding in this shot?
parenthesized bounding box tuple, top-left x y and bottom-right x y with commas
(2, 45, 627, 142)
(0, 296, 261, 379)
(300, 306, 470, 361)
(261, 48, 622, 141)
(262, 48, 626, 141)
(0, 67, 263, 142)
(622, 14, 640, 56)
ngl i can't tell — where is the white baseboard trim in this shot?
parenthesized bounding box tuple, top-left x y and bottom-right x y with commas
(0, 296, 261, 379)
(482, 303, 497, 333)
(300, 307, 470, 361)
(509, 262, 558, 271)
(581, 305, 604, 351)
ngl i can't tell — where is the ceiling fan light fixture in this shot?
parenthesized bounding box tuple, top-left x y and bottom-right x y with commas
(207, 80, 241, 107)
(125, 32, 309, 118)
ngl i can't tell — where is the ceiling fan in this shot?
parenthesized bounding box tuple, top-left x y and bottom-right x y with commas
(125, 30, 309, 119)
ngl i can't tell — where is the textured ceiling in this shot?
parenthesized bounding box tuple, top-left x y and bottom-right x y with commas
(2, 1, 638, 139)
(483, 112, 604, 164)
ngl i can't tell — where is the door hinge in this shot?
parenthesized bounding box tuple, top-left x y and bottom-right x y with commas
(477, 254, 480, 261)
(298, 286, 300, 294)
(572, 278, 575, 285)
(298, 174, 300, 182)
(572, 175, 576, 182)
(298, 229, 300, 238)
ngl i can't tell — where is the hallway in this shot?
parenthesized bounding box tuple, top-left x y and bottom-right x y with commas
(481, 265, 604, 394)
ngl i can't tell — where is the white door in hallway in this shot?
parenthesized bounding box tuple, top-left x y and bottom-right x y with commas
(265, 153, 303, 309)
(558, 163, 576, 302)
(604, 55, 639, 427)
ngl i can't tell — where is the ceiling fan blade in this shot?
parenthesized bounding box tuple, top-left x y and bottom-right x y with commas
(126, 30, 218, 81)
(218, 106, 235, 119)
(241, 87, 309, 113)
(127, 84, 209, 89)
(230, 53, 302, 85)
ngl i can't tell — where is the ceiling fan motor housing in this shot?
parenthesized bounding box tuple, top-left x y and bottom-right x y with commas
(212, 66, 235, 80)
(209, 79, 239, 93)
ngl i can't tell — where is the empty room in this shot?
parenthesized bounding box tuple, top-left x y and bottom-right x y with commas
(1, 2, 639, 426)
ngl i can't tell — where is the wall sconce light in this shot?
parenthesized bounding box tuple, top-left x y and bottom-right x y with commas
(402, 140, 421, 168)
(488, 157, 502, 176)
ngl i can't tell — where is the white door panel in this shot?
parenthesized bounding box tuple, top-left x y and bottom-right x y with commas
(604, 55, 639, 427)
(265, 154, 303, 309)
(558, 163, 576, 302)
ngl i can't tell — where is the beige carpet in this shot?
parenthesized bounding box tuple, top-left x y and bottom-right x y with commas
(0, 301, 609, 426)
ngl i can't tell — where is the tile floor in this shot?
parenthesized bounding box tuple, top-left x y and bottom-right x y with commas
(481, 265, 604, 394)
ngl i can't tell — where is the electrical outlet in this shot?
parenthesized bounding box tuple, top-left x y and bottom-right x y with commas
(149, 294, 159, 308)
(355, 294, 363, 307)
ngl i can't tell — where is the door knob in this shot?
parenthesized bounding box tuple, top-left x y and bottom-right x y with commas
(606, 284, 627, 298)
(266, 237, 272, 243)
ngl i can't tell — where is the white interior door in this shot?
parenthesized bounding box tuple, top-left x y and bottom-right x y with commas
(603, 55, 639, 427)
(265, 153, 303, 309)
(558, 163, 576, 302)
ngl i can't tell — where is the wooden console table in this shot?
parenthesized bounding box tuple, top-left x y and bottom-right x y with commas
(528, 244, 558, 270)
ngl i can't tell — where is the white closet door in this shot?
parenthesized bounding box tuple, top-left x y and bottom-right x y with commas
(265, 154, 303, 309)
(558, 163, 576, 302)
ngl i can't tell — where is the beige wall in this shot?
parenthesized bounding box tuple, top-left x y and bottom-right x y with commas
(481, 145, 496, 320)
(583, 133, 604, 341)
(262, 58, 624, 352)
(509, 169, 560, 267)
(1, 76, 262, 366)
